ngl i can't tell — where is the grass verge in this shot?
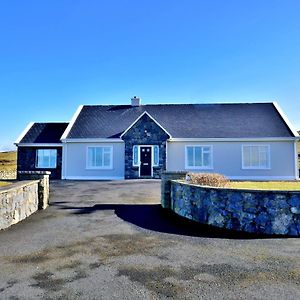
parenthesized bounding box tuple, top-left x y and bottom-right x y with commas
(230, 181, 300, 191)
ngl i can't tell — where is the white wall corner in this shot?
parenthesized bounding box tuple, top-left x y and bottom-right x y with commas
(294, 141, 299, 180)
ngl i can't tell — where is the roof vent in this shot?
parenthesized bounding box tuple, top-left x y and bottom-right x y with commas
(131, 96, 141, 106)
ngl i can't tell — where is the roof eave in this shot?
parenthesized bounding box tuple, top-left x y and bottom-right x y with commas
(61, 138, 124, 143)
(14, 122, 35, 144)
(272, 102, 299, 137)
(168, 137, 299, 142)
(60, 105, 84, 140)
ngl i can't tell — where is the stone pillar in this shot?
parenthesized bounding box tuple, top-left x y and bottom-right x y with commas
(17, 171, 50, 210)
(161, 171, 187, 209)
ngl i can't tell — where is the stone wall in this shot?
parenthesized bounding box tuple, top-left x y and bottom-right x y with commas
(167, 180, 300, 236)
(122, 113, 170, 179)
(0, 172, 50, 230)
(161, 171, 187, 209)
(17, 146, 62, 179)
(18, 171, 50, 209)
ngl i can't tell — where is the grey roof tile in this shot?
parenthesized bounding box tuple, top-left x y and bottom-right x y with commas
(66, 103, 294, 139)
(20, 123, 69, 143)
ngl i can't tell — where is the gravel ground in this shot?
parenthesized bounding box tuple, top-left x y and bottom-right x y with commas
(0, 180, 299, 299)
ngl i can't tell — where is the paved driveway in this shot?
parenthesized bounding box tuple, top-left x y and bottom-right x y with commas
(0, 180, 300, 299)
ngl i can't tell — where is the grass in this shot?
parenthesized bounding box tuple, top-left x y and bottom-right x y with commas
(0, 151, 17, 172)
(230, 181, 300, 191)
(0, 151, 17, 184)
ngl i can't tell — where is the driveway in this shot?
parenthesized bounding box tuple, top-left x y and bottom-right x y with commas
(0, 180, 300, 299)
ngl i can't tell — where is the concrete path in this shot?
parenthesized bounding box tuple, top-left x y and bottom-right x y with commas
(0, 180, 300, 299)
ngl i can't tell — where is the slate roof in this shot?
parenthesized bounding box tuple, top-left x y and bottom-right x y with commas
(20, 123, 69, 143)
(66, 103, 295, 139)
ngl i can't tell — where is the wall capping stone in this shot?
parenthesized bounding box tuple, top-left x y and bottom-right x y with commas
(18, 171, 51, 175)
(0, 180, 39, 194)
(173, 179, 300, 194)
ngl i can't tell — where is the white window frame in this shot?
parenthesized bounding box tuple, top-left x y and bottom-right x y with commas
(36, 149, 57, 169)
(152, 145, 159, 167)
(132, 145, 160, 167)
(132, 145, 139, 167)
(241, 144, 271, 170)
(185, 145, 213, 170)
(86, 146, 113, 170)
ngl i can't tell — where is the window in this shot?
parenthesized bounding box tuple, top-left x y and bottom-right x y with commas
(36, 149, 57, 168)
(242, 145, 270, 169)
(153, 145, 159, 166)
(185, 145, 212, 169)
(133, 145, 139, 166)
(87, 146, 113, 169)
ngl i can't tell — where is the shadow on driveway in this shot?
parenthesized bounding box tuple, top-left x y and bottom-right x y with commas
(51, 202, 282, 240)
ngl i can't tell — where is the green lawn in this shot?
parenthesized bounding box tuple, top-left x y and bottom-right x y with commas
(230, 181, 300, 191)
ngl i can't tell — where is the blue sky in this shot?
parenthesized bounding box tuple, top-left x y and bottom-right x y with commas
(0, 0, 300, 150)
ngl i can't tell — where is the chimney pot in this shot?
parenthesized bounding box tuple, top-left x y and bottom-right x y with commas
(131, 96, 141, 106)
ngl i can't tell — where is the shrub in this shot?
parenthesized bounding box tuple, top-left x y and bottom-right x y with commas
(186, 172, 229, 187)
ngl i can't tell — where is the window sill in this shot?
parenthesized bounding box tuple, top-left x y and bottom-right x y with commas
(185, 167, 213, 170)
(36, 166, 57, 169)
(242, 167, 271, 170)
(86, 167, 113, 170)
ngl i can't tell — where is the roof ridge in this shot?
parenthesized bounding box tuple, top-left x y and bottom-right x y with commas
(34, 122, 69, 124)
(82, 102, 274, 107)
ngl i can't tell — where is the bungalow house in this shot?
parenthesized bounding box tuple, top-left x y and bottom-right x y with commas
(15, 97, 299, 180)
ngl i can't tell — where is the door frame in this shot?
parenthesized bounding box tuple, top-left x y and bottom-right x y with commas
(138, 145, 154, 178)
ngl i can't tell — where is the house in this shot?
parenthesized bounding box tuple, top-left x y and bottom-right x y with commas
(15, 97, 299, 180)
(16, 123, 69, 179)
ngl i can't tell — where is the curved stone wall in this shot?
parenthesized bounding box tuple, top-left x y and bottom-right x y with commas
(170, 181, 300, 236)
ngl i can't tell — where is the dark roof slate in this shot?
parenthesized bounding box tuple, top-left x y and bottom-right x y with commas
(66, 103, 294, 139)
(20, 123, 69, 143)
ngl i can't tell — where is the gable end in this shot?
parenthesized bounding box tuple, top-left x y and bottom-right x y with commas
(120, 111, 171, 138)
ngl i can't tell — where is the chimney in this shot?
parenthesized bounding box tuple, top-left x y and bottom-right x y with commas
(131, 96, 141, 106)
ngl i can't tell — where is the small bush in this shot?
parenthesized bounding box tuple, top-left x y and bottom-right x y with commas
(186, 172, 229, 187)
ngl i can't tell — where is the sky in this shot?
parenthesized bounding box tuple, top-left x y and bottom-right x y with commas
(0, 0, 300, 150)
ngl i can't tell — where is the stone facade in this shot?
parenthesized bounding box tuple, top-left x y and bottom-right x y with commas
(167, 180, 300, 236)
(122, 113, 170, 179)
(161, 171, 187, 209)
(0, 172, 49, 230)
(17, 146, 62, 179)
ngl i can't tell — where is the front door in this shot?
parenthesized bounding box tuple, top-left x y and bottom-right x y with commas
(140, 146, 152, 177)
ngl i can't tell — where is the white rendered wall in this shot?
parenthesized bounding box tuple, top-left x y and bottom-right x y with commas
(63, 142, 125, 180)
(167, 141, 297, 180)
